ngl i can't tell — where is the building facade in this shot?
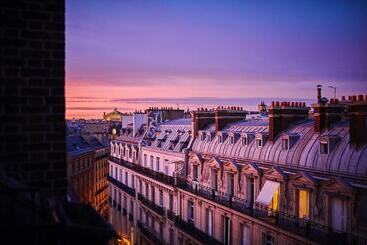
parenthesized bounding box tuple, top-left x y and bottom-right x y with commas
(108, 95, 367, 245)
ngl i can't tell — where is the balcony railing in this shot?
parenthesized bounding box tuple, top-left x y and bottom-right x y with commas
(167, 209, 176, 221)
(174, 216, 223, 245)
(107, 175, 136, 197)
(109, 156, 175, 186)
(177, 178, 366, 245)
(137, 193, 165, 216)
(137, 221, 165, 245)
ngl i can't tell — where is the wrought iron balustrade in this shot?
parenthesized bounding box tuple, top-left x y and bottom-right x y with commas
(137, 221, 165, 245)
(107, 175, 136, 197)
(137, 193, 165, 216)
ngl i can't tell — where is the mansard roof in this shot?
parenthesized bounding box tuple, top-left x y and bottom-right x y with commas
(192, 119, 367, 178)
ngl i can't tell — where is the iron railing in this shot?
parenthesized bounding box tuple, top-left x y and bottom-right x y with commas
(177, 178, 366, 245)
(174, 215, 223, 245)
(107, 175, 136, 197)
(137, 193, 165, 216)
(137, 221, 165, 245)
(109, 156, 175, 186)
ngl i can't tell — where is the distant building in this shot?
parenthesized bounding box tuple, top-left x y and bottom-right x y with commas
(258, 101, 268, 115)
(104, 108, 124, 121)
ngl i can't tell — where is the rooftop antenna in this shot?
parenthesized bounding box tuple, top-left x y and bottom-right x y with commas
(176, 103, 179, 109)
(328, 85, 336, 99)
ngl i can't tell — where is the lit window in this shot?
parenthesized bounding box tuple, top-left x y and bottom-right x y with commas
(282, 139, 289, 150)
(298, 189, 309, 219)
(320, 142, 328, 154)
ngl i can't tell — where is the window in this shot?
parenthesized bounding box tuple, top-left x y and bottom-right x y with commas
(242, 137, 248, 146)
(262, 233, 275, 245)
(193, 165, 198, 181)
(206, 208, 214, 236)
(150, 155, 154, 169)
(207, 134, 211, 142)
(269, 186, 279, 212)
(223, 216, 231, 245)
(159, 190, 164, 207)
(156, 157, 160, 172)
(139, 180, 142, 194)
(159, 222, 164, 239)
(218, 135, 223, 143)
(169, 228, 174, 245)
(124, 196, 127, 209)
(169, 194, 173, 211)
(331, 197, 347, 232)
(114, 167, 117, 179)
(298, 189, 309, 219)
(144, 154, 147, 167)
(125, 172, 128, 185)
(246, 177, 255, 204)
(131, 174, 135, 189)
(211, 169, 218, 191)
(256, 138, 262, 147)
(227, 173, 234, 196)
(320, 142, 328, 154)
(110, 165, 113, 176)
(165, 165, 169, 175)
(145, 183, 149, 197)
(241, 224, 250, 245)
(201, 133, 206, 141)
(130, 200, 134, 214)
(281, 138, 289, 150)
(187, 200, 194, 222)
(151, 186, 155, 203)
(230, 136, 234, 144)
(119, 169, 122, 182)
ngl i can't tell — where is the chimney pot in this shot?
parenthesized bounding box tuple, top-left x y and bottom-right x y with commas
(271, 101, 275, 107)
(276, 101, 280, 106)
(341, 96, 346, 101)
(358, 95, 364, 101)
(348, 96, 352, 101)
(352, 95, 357, 102)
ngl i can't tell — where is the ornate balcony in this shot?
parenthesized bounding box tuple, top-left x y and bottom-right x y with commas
(167, 209, 176, 221)
(177, 178, 365, 245)
(107, 175, 136, 197)
(137, 193, 165, 216)
(109, 156, 175, 186)
(137, 221, 165, 245)
(174, 216, 222, 245)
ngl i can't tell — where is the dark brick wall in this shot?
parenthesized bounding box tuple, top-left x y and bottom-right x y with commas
(0, 0, 66, 197)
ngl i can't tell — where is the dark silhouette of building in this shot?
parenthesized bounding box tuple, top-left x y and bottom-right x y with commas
(0, 1, 116, 244)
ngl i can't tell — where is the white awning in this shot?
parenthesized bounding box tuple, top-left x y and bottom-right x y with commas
(255, 180, 280, 205)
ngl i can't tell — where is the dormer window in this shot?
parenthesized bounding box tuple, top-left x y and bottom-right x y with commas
(229, 136, 235, 144)
(256, 138, 262, 147)
(320, 141, 328, 154)
(201, 133, 206, 141)
(282, 139, 289, 150)
(207, 134, 211, 142)
(242, 137, 248, 146)
(218, 135, 223, 143)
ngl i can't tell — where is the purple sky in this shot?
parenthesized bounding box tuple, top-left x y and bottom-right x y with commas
(66, 0, 367, 102)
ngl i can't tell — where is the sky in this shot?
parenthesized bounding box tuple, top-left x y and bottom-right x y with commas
(66, 0, 367, 118)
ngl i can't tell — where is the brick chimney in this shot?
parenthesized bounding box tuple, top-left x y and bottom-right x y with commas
(349, 95, 367, 147)
(312, 100, 345, 133)
(191, 108, 215, 136)
(269, 101, 310, 142)
(215, 106, 246, 132)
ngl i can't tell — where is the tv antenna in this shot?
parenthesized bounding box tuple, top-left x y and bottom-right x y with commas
(328, 85, 336, 99)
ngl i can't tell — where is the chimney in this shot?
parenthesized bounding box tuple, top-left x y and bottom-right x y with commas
(191, 108, 215, 136)
(349, 95, 367, 147)
(269, 101, 310, 142)
(312, 90, 345, 133)
(215, 106, 246, 132)
(317, 84, 322, 103)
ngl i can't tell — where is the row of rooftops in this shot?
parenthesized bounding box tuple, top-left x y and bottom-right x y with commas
(67, 135, 109, 158)
(111, 89, 366, 177)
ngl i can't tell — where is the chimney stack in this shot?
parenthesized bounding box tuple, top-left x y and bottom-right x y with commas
(191, 108, 215, 136)
(312, 86, 345, 133)
(215, 107, 246, 132)
(269, 101, 310, 142)
(349, 95, 367, 147)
